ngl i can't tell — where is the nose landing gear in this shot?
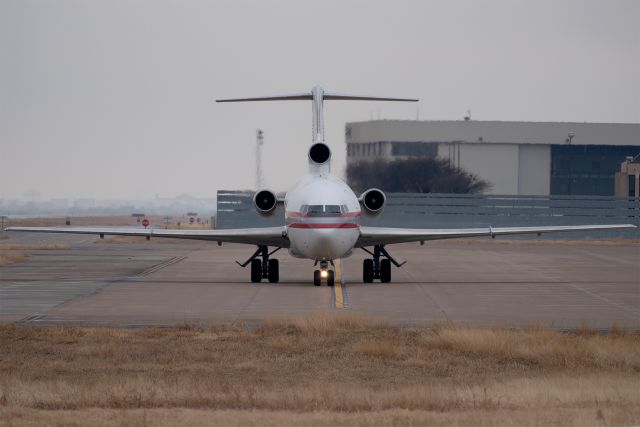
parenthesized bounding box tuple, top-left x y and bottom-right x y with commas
(236, 245, 280, 283)
(361, 245, 405, 283)
(313, 261, 335, 287)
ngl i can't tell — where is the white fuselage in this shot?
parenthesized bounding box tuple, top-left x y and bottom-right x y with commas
(284, 173, 361, 261)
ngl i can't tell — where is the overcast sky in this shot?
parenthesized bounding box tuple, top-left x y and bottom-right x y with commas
(1, 0, 638, 200)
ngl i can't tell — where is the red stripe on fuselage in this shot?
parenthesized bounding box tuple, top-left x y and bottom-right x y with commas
(285, 211, 361, 218)
(287, 223, 359, 229)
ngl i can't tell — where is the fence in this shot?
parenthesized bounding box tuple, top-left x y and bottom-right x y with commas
(217, 190, 640, 239)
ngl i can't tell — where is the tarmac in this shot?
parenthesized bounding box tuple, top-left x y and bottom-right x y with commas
(1, 232, 638, 329)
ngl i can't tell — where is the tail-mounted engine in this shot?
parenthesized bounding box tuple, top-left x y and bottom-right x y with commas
(308, 143, 331, 165)
(253, 190, 278, 216)
(359, 188, 386, 216)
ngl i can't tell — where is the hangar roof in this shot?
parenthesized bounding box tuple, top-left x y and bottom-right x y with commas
(345, 120, 640, 146)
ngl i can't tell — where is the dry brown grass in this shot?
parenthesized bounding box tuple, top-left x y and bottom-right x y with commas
(1, 407, 637, 427)
(7, 216, 212, 230)
(0, 315, 638, 426)
(0, 243, 70, 250)
(95, 236, 196, 244)
(0, 251, 29, 267)
(7, 216, 134, 227)
(173, 223, 212, 230)
(259, 311, 383, 335)
(0, 243, 69, 267)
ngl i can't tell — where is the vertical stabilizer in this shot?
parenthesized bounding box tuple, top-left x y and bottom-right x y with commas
(311, 86, 325, 143)
(217, 87, 418, 174)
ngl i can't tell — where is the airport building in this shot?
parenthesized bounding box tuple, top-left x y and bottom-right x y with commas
(345, 120, 640, 196)
(615, 155, 640, 198)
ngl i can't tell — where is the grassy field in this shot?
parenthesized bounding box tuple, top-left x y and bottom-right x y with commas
(0, 243, 70, 267)
(0, 216, 205, 265)
(5, 216, 164, 227)
(0, 243, 70, 251)
(95, 235, 199, 244)
(6, 216, 211, 229)
(1, 314, 638, 426)
(0, 251, 29, 267)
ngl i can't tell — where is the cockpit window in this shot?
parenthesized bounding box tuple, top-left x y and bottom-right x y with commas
(306, 205, 324, 216)
(324, 205, 342, 215)
(302, 204, 346, 217)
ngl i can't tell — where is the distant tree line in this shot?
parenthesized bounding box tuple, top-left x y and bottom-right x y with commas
(347, 157, 491, 194)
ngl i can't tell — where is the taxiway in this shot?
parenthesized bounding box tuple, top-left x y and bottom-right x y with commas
(1, 233, 638, 329)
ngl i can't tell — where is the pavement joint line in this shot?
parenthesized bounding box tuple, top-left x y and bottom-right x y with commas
(403, 266, 450, 321)
(137, 256, 186, 277)
(235, 277, 264, 324)
(565, 282, 640, 315)
(532, 268, 640, 316)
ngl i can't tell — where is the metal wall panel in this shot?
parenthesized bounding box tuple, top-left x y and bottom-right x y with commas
(518, 144, 550, 195)
(438, 143, 519, 195)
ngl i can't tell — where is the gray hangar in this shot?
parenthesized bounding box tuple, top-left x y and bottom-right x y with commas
(345, 120, 640, 196)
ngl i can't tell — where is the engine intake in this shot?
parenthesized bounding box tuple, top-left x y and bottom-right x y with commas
(360, 188, 386, 216)
(308, 143, 331, 164)
(253, 190, 278, 216)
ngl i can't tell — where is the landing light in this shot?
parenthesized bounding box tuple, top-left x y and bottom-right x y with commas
(320, 270, 328, 278)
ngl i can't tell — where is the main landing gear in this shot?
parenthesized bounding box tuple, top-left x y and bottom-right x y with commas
(361, 245, 405, 283)
(313, 260, 335, 287)
(236, 245, 280, 283)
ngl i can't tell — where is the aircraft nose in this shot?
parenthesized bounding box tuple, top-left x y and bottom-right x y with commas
(306, 228, 358, 260)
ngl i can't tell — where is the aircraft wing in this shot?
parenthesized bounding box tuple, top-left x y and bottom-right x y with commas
(356, 224, 637, 247)
(4, 226, 290, 247)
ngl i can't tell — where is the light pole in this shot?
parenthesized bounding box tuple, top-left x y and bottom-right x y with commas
(256, 129, 264, 190)
(565, 132, 576, 194)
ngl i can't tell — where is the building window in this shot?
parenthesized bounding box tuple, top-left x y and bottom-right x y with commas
(391, 142, 438, 157)
(550, 144, 638, 196)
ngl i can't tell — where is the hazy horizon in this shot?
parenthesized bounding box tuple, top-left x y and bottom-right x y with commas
(2, 0, 639, 200)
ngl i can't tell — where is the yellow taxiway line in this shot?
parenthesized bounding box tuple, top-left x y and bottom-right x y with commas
(334, 259, 344, 309)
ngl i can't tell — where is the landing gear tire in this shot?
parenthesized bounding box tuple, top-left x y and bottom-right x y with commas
(250, 259, 262, 283)
(327, 270, 335, 287)
(268, 259, 279, 283)
(363, 259, 374, 283)
(380, 259, 391, 283)
(313, 270, 321, 286)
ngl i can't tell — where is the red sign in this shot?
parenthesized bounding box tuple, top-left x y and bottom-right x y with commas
(189, 217, 195, 224)
(142, 218, 150, 228)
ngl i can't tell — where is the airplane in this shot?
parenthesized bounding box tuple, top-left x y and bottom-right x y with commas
(5, 85, 637, 286)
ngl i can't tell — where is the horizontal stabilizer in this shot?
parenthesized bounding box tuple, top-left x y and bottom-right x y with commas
(324, 93, 418, 102)
(217, 91, 418, 103)
(216, 93, 312, 102)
